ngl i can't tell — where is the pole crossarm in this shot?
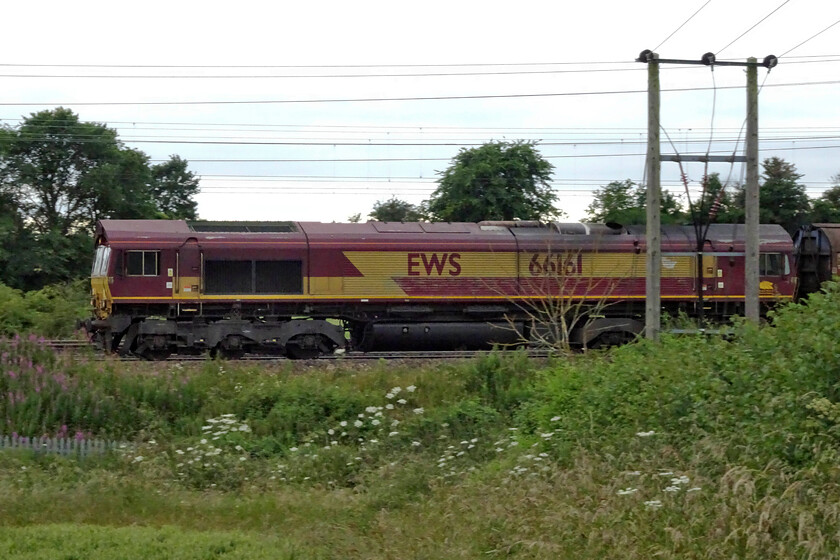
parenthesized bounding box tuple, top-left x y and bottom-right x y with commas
(663, 155, 747, 163)
(636, 50, 778, 69)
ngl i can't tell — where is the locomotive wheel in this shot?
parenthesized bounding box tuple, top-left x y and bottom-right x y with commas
(285, 334, 334, 360)
(134, 335, 172, 361)
(211, 335, 247, 360)
(587, 330, 636, 350)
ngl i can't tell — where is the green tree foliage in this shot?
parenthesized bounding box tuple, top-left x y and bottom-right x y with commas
(757, 157, 811, 232)
(0, 108, 200, 289)
(585, 179, 684, 224)
(369, 197, 424, 222)
(694, 172, 741, 224)
(426, 141, 559, 222)
(810, 175, 840, 223)
(150, 155, 200, 220)
(0, 281, 88, 337)
(728, 157, 811, 232)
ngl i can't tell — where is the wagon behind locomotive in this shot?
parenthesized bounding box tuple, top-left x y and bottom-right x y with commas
(87, 220, 795, 358)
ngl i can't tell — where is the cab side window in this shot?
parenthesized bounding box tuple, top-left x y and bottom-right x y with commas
(759, 253, 787, 276)
(126, 251, 160, 276)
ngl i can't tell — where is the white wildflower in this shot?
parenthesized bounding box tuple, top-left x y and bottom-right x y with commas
(406, 385, 416, 392)
(644, 500, 663, 509)
(617, 487, 638, 495)
(636, 430, 656, 437)
(397, 398, 407, 405)
(354, 420, 363, 428)
(550, 415, 562, 422)
(385, 404, 394, 410)
(339, 420, 348, 427)
(389, 431, 399, 437)
(413, 407, 424, 415)
(133, 456, 144, 463)
(664, 486, 680, 492)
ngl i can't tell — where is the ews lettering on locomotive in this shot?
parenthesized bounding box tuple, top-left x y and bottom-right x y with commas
(407, 253, 462, 276)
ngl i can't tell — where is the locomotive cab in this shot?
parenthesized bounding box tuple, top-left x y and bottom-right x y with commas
(90, 244, 112, 319)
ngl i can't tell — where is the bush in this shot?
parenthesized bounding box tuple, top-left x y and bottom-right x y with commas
(0, 281, 88, 338)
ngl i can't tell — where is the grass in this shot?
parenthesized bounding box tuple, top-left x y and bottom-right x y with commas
(3, 284, 840, 557)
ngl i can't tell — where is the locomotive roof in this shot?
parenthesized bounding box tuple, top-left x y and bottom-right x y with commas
(95, 219, 793, 250)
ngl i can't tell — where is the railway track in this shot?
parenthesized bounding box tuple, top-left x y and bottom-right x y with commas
(44, 339, 551, 361)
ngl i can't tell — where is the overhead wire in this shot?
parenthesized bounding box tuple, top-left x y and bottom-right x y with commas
(1, 78, 839, 107)
(781, 17, 840, 57)
(716, 0, 792, 55)
(654, 0, 713, 51)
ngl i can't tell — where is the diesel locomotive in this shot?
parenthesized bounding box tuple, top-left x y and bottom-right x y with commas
(86, 219, 797, 359)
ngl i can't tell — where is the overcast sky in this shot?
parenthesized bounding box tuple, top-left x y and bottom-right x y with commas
(2, 0, 839, 222)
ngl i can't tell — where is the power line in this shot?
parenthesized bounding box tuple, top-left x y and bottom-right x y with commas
(14, 57, 840, 79)
(1, 78, 837, 107)
(7, 134, 840, 151)
(654, 0, 713, 51)
(717, 0, 792, 55)
(0, 66, 647, 79)
(781, 17, 840, 57)
(0, 60, 634, 69)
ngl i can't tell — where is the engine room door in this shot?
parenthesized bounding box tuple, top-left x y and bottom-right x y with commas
(175, 239, 202, 299)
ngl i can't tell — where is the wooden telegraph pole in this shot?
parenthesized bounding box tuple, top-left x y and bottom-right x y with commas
(644, 51, 661, 340)
(745, 58, 760, 322)
(636, 51, 777, 331)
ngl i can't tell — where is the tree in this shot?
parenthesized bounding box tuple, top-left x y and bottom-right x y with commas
(810, 174, 840, 223)
(729, 157, 811, 233)
(369, 197, 424, 222)
(691, 173, 741, 224)
(2, 108, 125, 236)
(586, 179, 684, 224)
(150, 155, 200, 219)
(426, 141, 559, 222)
(0, 108, 201, 289)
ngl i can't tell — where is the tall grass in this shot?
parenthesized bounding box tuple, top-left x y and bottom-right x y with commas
(2, 284, 840, 557)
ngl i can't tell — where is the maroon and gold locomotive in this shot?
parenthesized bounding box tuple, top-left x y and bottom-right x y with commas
(87, 219, 795, 358)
